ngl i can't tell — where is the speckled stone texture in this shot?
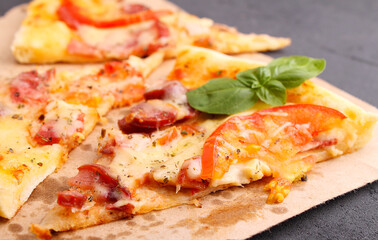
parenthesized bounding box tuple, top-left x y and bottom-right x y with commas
(1, 0, 378, 239)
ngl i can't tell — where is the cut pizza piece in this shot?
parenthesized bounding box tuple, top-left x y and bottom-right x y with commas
(0, 50, 162, 220)
(0, 100, 99, 219)
(11, 0, 173, 63)
(161, 11, 291, 58)
(50, 52, 163, 116)
(0, 50, 158, 121)
(168, 46, 267, 88)
(51, 61, 145, 116)
(29, 100, 100, 152)
(168, 46, 377, 152)
(0, 69, 55, 119)
(11, 0, 290, 63)
(30, 100, 376, 238)
(31, 46, 377, 238)
(0, 116, 64, 219)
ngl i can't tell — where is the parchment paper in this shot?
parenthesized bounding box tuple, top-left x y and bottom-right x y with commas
(0, 3, 378, 240)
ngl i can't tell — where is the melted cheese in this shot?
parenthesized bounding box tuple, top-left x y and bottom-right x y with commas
(107, 113, 277, 192)
(77, 21, 154, 48)
(108, 118, 221, 189)
(29, 100, 99, 149)
(210, 159, 272, 187)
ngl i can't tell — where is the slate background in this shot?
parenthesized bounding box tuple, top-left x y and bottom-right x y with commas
(1, 0, 377, 239)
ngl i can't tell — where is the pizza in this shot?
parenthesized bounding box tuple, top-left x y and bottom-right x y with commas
(0, 53, 162, 219)
(30, 47, 377, 239)
(11, 0, 290, 63)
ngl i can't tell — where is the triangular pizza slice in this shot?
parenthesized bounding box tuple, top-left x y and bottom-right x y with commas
(0, 53, 161, 219)
(11, 0, 290, 63)
(30, 47, 377, 239)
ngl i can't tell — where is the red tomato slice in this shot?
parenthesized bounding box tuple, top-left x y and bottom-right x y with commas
(58, 0, 172, 29)
(122, 4, 150, 14)
(201, 104, 346, 180)
(156, 126, 180, 145)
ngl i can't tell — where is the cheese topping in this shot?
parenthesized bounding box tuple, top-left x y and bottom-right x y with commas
(77, 21, 154, 48)
(210, 159, 272, 187)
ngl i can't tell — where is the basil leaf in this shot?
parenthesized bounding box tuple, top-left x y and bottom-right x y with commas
(186, 56, 326, 115)
(236, 67, 272, 88)
(186, 78, 258, 115)
(256, 80, 286, 106)
(268, 56, 326, 88)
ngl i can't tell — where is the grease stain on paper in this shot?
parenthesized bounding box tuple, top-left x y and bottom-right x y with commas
(8, 223, 23, 233)
(117, 230, 132, 237)
(142, 213, 156, 222)
(270, 206, 289, 214)
(29, 177, 68, 204)
(14, 233, 35, 240)
(126, 220, 137, 227)
(86, 236, 102, 240)
(149, 220, 163, 227)
(80, 143, 93, 151)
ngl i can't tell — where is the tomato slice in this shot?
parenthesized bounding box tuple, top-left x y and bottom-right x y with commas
(58, 0, 172, 29)
(122, 4, 150, 14)
(201, 104, 346, 180)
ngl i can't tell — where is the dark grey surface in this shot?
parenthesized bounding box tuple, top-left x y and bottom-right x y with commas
(1, 1, 377, 239)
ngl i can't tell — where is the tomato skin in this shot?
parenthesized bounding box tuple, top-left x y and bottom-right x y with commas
(122, 4, 150, 14)
(201, 136, 217, 180)
(58, 0, 171, 29)
(201, 104, 346, 180)
(156, 127, 180, 145)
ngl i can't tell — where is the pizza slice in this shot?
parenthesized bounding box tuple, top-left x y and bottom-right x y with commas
(0, 116, 64, 219)
(161, 11, 291, 58)
(0, 52, 161, 219)
(11, 0, 290, 63)
(30, 51, 377, 238)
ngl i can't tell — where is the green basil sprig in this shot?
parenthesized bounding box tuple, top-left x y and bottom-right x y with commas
(186, 56, 325, 115)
